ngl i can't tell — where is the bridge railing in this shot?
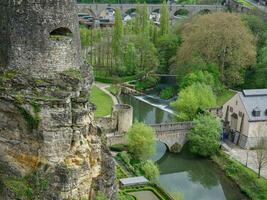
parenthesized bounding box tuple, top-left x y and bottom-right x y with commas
(150, 122, 193, 132)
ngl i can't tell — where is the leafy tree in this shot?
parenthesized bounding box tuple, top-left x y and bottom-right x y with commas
(171, 83, 216, 121)
(142, 160, 160, 180)
(157, 34, 181, 73)
(176, 12, 256, 87)
(187, 114, 222, 157)
(80, 27, 91, 48)
(126, 123, 156, 160)
(159, 1, 169, 36)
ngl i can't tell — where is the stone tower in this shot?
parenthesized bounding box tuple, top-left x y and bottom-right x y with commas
(0, 1, 116, 199)
(0, 0, 82, 77)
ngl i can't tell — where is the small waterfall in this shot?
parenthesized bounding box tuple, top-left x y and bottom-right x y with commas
(134, 95, 176, 115)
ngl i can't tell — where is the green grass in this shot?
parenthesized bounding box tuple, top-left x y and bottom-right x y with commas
(90, 85, 113, 117)
(236, 0, 255, 8)
(216, 89, 236, 106)
(213, 151, 267, 200)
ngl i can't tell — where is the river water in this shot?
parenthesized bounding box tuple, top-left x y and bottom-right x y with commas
(120, 94, 248, 200)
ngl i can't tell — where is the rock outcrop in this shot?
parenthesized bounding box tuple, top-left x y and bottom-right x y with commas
(0, 0, 116, 199)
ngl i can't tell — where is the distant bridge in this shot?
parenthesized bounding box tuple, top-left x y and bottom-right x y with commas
(77, 3, 225, 18)
(107, 121, 193, 153)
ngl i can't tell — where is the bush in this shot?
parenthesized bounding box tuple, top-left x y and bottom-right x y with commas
(142, 160, 160, 181)
(187, 114, 221, 157)
(159, 87, 175, 99)
(116, 166, 128, 180)
(118, 151, 131, 165)
(95, 192, 108, 200)
(135, 76, 159, 91)
(126, 123, 156, 160)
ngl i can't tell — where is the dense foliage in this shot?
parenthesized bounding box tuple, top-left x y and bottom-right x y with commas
(141, 160, 160, 180)
(126, 123, 156, 160)
(171, 83, 216, 121)
(187, 114, 222, 157)
(175, 12, 256, 87)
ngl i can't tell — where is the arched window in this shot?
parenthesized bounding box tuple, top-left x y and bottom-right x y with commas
(49, 27, 72, 40)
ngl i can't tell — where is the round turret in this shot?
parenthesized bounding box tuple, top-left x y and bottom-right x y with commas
(0, 0, 82, 77)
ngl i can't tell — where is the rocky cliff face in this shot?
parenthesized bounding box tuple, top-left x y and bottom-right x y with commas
(0, 65, 116, 199)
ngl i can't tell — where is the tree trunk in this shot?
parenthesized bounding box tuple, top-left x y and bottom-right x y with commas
(258, 165, 261, 178)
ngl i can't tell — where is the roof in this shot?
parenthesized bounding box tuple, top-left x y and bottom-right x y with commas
(119, 176, 149, 186)
(238, 89, 267, 122)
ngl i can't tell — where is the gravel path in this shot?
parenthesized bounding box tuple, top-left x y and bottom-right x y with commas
(94, 82, 119, 105)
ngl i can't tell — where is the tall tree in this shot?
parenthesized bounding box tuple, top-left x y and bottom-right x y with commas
(159, 1, 169, 36)
(124, 42, 137, 75)
(112, 9, 124, 69)
(175, 12, 256, 87)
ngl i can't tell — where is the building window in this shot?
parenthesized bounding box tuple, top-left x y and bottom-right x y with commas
(252, 107, 261, 117)
(236, 101, 238, 105)
(230, 107, 233, 112)
(238, 111, 243, 117)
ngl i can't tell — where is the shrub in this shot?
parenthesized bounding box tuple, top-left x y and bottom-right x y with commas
(142, 160, 160, 181)
(118, 151, 131, 165)
(126, 123, 156, 160)
(159, 87, 175, 99)
(109, 144, 128, 152)
(95, 192, 108, 200)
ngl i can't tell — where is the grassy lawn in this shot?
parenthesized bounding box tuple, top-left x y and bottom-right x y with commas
(216, 89, 236, 106)
(213, 152, 267, 200)
(90, 85, 113, 118)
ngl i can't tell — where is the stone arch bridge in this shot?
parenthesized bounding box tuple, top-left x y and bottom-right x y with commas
(77, 3, 225, 18)
(107, 121, 193, 153)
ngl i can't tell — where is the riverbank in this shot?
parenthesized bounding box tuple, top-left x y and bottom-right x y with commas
(212, 151, 267, 200)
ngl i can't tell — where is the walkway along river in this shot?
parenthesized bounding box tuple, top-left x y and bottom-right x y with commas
(120, 94, 248, 200)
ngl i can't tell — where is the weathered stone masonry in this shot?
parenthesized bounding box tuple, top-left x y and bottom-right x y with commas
(0, 0, 116, 199)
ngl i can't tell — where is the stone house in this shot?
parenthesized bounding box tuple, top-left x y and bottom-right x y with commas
(222, 89, 267, 148)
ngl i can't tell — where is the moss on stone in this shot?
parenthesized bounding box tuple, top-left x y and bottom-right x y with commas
(17, 106, 40, 132)
(0, 70, 17, 85)
(62, 68, 84, 81)
(14, 94, 24, 105)
(2, 172, 49, 200)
